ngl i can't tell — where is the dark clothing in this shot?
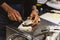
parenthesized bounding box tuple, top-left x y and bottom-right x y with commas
(0, 0, 37, 40)
(0, 0, 36, 5)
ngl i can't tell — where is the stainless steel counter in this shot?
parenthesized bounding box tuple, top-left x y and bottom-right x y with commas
(6, 19, 58, 40)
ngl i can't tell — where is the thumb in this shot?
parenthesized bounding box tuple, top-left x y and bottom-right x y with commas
(30, 14, 33, 20)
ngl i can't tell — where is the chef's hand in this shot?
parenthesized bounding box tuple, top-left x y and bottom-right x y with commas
(8, 9, 22, 22)
(30, 10, 39, 25)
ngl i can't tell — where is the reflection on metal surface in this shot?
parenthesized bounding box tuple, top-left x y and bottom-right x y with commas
(7, 33, 32, 40)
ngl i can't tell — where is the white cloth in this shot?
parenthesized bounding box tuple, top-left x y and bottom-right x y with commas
(46, 1, 60, 9)
(37, 0, 47, 4)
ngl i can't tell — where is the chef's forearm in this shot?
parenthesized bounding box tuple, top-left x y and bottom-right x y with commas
(1, 2, 14, 12)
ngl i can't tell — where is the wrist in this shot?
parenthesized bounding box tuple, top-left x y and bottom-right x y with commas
(32, 8, 39, 14)
(32, 5, 39, 13)
(7, 8, 15, 12)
